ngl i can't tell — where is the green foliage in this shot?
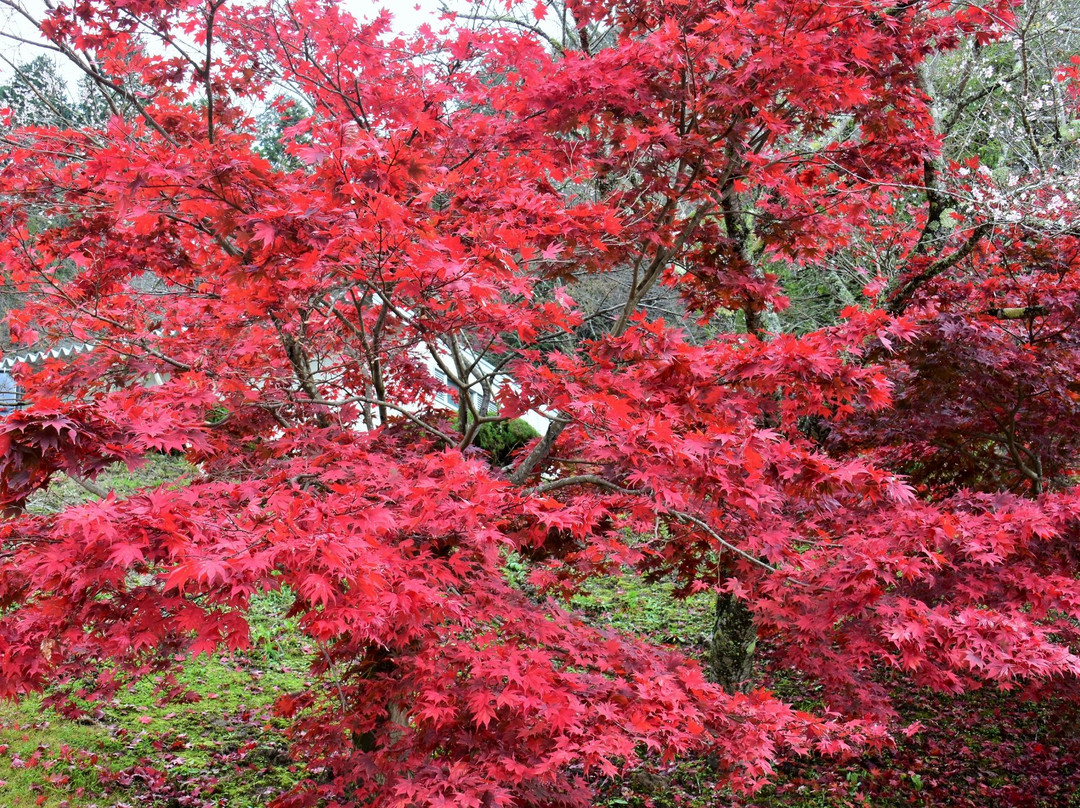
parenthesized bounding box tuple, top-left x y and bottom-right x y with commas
(774, 262, 865, 334)
(254, 95, 310, 171)
(474, 418, 540, 465)
(0, 56, 75, 130)
(502, 549, 531, 591)
(0, 56, 113, 132)
(503, 546, 712, 646)
(205, 405, 231, 426)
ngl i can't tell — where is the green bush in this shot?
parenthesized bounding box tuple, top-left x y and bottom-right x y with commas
(474, 418, 540, 465)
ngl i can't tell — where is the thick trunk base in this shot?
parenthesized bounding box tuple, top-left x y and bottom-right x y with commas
(707, 592, 757, 692)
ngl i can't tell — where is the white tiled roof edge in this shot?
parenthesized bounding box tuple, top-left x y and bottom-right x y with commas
(0, 342, 96, 371)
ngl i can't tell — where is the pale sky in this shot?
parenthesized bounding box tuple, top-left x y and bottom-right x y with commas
(0, 0, 447, 85)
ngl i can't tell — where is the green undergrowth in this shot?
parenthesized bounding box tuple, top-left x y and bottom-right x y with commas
(504, 551, 714, 646)
(26, 453, 196, 516)
(0, 590, 311, 807)
(569, 573, 714, 646)
(2, 455, 312, 807)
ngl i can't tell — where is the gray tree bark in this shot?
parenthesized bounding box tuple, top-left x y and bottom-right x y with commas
(707, 592, 757, 692)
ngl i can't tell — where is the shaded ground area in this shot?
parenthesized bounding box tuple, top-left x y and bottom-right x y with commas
(584, 575, 1080, 808)
(607, 674, 1080, 808)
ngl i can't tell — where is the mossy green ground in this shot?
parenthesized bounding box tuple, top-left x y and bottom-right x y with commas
(0, 644, 308, 807)
(24, 454, 196, 517)
(2, 458, 312, 807)
(571, 575, 713, 646)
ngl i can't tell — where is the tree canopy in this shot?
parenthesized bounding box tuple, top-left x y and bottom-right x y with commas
(1, 0, 1079, 805)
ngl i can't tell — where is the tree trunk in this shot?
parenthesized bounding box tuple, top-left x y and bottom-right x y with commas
(708, 592, 757, 692)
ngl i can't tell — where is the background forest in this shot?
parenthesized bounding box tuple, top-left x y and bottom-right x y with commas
(1, 0, 1080, 806)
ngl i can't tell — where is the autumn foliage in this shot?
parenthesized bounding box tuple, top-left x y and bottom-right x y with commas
(1, 0, 1080, 805)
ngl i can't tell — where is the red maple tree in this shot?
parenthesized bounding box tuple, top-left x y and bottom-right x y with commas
(1, 0, 1079, 805)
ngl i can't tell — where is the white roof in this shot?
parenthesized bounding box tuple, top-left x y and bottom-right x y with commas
(0, 342, 95, 371)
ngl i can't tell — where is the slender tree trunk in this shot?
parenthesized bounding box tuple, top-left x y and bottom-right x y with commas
(708, 592, 756, 691)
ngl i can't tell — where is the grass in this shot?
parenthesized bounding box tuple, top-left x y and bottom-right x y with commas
(569, 573, 714, 646)
(0, 593, 312, 807)
(0, 701, 110, 807)
(503, 550, 715, 645)
(25, 453, 195, 516)
(0, 644, 308, 807)
(2, 456, 312, 807)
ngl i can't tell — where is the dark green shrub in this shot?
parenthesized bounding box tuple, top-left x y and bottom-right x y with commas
(474, 418, 540, 465)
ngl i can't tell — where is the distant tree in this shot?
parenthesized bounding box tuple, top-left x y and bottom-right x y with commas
(255, 94, 309, 171)
(0, 55, 74, 129)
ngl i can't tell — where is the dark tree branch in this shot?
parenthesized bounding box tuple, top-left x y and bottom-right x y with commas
(887, 222, 991, 314)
